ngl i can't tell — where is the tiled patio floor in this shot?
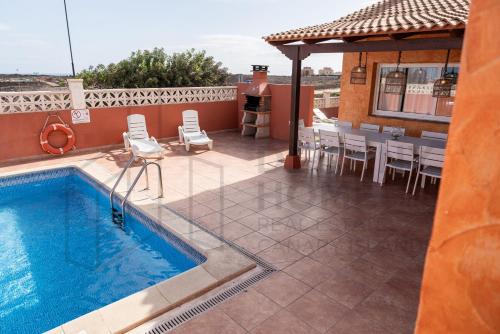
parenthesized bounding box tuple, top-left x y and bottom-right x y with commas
(0, 131, 439, 334)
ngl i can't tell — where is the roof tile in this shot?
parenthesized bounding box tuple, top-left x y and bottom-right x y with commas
(264, 0, 469, 43)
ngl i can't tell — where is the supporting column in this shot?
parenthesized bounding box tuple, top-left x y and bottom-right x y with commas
(284, 47, 302, 170)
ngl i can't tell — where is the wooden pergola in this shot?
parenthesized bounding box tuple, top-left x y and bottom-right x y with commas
(264, 0, 469, 169)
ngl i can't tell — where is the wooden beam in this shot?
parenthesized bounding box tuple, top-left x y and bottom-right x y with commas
(342, 36, 367, 42)
(388, 32, 419, 40)
(277, 37, 463, 60)
(302, 38, 333, 44)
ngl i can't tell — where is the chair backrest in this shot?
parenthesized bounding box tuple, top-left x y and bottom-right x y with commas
(360, 123, 380, 133)
(182, 110, 201, 133)
(319, 130, 340, 148)
(382, 126, 406, 135)
(344, 133, 367, 153)
(298, 128, 316, 145)
(336, 120, 353, 128)
(421, 130, 448, 141)
(298, 119, 305, 128)
(419, 146, 445, 168)
(127, 114, 149, 140)
(386, 140, 414, 162)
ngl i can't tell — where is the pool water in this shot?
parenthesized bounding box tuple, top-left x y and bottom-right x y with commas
(0, 168, 202, 333)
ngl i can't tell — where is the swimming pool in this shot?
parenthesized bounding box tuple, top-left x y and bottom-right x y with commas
(0, 167, 205, 333)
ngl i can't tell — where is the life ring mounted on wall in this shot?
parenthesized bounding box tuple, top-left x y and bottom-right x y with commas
(40, 113, 76, 155)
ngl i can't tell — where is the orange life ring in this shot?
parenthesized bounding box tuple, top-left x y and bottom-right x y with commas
(40, 123, 76, 155)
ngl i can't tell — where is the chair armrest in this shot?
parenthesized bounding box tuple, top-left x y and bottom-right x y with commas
(202, 130, 208, 136)
(150, 136, 158, 144)
(178, 126, 184, 143)
(123, 132, 130, 149)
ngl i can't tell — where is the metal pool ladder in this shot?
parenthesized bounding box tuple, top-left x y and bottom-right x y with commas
(109, 155, 164, 224)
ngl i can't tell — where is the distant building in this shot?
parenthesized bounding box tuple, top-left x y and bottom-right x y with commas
(302, 67, 314, 76)
(318, 67, 335, 76)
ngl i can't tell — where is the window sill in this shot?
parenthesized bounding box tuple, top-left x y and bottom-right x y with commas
(370, 112, 451, 124)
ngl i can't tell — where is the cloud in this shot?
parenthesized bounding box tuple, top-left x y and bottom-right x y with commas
(0, 23, 12, 32)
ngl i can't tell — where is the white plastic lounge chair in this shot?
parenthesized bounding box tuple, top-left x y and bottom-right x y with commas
(123, 114, 163, 158)
(178, 110, 213, 151)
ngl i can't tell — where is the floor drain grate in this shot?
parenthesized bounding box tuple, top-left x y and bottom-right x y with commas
(144, 205, 277, 333)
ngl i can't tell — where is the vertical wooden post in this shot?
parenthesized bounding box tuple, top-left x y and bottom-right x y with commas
(284, 47, 302, 170)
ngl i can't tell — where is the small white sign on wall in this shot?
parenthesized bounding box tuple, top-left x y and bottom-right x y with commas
(71, 109, 91, 124)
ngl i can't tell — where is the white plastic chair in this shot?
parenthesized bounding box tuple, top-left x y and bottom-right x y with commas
(360, 123, 380, 133)
(298, 128, 320, 169)
(319, 130, 342, 173)
(421, 131, 448, 141)
(335, 120, 353, 128)
(340, 133, 375, 181)
(382, 126, 406, 135)
(381, 140, 417, 193)
(412, 146, 445, 195)
(123, 114, 163, 158)
(178, 110, 213, 151)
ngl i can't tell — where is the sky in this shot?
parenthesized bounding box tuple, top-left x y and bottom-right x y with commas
(0, 0, 377, 76)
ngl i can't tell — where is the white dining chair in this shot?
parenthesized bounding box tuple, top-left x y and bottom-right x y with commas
(319, 130, 342, 173)
(382, 126, 406, 135)
(381, 140, 417, 193)
(340, 133, 375, 181)
(298, 127, 320, 169)
(335, 120, 353, 128)
(421, 130, 448, 141)
(412, 146, 445, 195)
(360, 123, 380, 133)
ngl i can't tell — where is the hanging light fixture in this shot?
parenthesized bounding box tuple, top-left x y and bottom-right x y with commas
(384, 51, 406, 95)
(433, 49, 454, 98)
(350, 52, 367, 85)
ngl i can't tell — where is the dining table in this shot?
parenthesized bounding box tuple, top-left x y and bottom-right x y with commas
(311, 122, 447, 184)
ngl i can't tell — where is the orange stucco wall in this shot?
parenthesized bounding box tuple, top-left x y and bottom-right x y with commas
(237, 83, 314, 141)
(0, 101, 237, 162)
(415, 1, 500, 333)
(338, 48, 461, 137)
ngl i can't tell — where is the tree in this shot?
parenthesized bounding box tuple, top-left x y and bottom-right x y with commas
(78, 48, 229, 88)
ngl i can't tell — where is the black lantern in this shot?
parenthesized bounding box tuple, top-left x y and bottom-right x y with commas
(350, 52, 367, 85)
(384, 51, 406, 95)
(433, 50, 454, 98)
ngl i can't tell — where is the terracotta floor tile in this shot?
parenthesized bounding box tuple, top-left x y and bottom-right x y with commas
(317, 196, 353, 213)
(218, 289, 281, 331)
(240, 197, 275, 211)
(342, 258, 397, 289)
(251, 309, 319, 334)
(280, 213, 318, 231)
(234, 231, 276, 253)
(237, 213, 274, 231)
(284, 257, 335, 287)
(221, 204, 255, 220)
(281, 232, 326, 256)
(195, 212, 232, 230)
(211, 221, 253, 241)
(260, 205, 295, 220)
(202, 197, 237, 211)
(278, 198, 313, 213)
(258, 222, 299, 242)
(286, 289, 350, 333)
(302, 206, 335, 221)
(254, 272, 311, 307)
(171, 308, 246, 334)
(258, 243, 304, 270)
(325, 309, 388, 334)
(316, 273, 373, 309)
(303, 223, 345, 243)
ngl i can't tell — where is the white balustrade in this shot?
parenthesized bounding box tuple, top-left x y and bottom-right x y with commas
(314, 96, 340, 109)
(0, 86, 237, 113)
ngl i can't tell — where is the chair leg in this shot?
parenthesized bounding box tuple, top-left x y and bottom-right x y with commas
(340, 156, 346, 176)
(361, 159, 367, 182)
(335, 155, 340, 174)
(406, 169, 412, 193)
(312, 149, 317, 170)
(380, 164, 387, 186)
(421, 174, 426, 188)
(412, 172, 420, 196)
(392, 168, 396, 181)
